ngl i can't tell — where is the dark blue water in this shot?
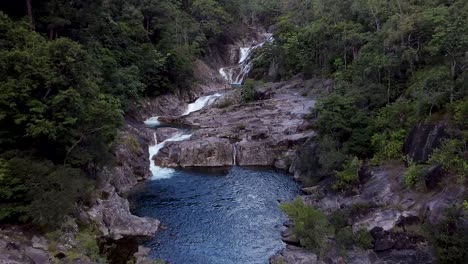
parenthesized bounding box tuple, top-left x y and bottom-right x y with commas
(130, 167, 299, 264)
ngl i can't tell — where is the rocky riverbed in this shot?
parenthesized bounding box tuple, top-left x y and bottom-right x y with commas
(152, 79, 324, 171)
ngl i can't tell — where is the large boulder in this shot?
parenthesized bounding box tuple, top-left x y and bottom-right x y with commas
(236, 140, 277, 166)
(156, 137, 234, 167)
(403, 123, 447, 163)
(87, 185, 160, 240)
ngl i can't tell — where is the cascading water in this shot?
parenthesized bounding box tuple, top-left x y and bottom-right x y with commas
(144, 93, 221, 128)
(219, 33, 274, 85)
(182, 93, 222, 116)
(133, 31, 298, 264)
(144, 117, 161, 128)
(146, 93, 220, 180)
(149, 132, 192, 180)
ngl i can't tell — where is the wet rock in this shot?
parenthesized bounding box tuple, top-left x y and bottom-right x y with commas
(87, 185, 160, 240)
(270, 247, 318, 264)
(281, 228, 295, 238)
(155, 80, 317, 169)
(283, 220, 294, 228)
(155, 127, 180, 142)
(404, 123, 447, 163)
(134, 246, 153, 264)
(301, 186, 319, 195)
(282, 234, 300, 245)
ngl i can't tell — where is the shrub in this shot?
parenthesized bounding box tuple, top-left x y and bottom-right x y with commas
(329, 211, 349, 230)
(333, 157, 361, 191)
(371, 129, 406, 164)
(428, 206, 468, 264)
(355, 229, 373, 249)
(124, 135, 142, 154)
(75, 228, 104, 262)
(0, 157, 95, 229)
(217, 98, 234, 108)
(336, 227, 354, 249)
(404, 161, 429, 190)
(429, 139, 467, 183)
(280, 198, 332, 251)
(242, 79, 256, 103)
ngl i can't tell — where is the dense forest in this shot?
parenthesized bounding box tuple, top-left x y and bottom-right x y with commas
(0, 0, 275, 229)
(0, 0, 467, 263)
(252, 0, 467, 187)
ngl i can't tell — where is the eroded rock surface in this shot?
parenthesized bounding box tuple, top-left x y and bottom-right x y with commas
(154, 79, 319, 170)
(87, 185, 160, 241)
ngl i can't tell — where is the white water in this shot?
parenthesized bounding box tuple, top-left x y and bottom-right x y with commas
(149, 132, 192, 180)
(182, 93, 222, 116)
(144, 93, 221, 128)
(220, 34, 274, 85)
(219, 68, 233, 84)
(144, 117, 161, 128)
(239, 47, 252, 64)
(232, 144, 237, 165)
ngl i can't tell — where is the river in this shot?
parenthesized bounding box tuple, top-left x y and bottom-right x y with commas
(130, 167, 299, 264)
(130, 33, 298, 264)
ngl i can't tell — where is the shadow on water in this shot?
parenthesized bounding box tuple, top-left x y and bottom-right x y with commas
(129, 166, 299, 264)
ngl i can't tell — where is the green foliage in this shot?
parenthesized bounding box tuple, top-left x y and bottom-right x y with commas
(371, 129, 406, 164)
(404, 161, 429, 190)
(428, 206, 468, 264)
(333, 157, 361, 191)
(75, 228, 104, 262)
(317, 136, 347, 174)
(0, 156, 94, 229)
(355, 229, 373, 249)
(335, 227, 354, 249)
(268, 0, 468, 180)
(280, 198, 332, 252)
(1, 0, 261, 229)
(191, 0, 232, 40)
(242, 79, 257, 103)
(429, 139, 467, 183)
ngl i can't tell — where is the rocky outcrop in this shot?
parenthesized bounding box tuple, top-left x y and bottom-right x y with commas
(87, 185, 160, 241)
(140, 59, 229, 120)
(276, 162, 464, 264)
(403, 122, 447, 163)
(0, 230, 52, 264)
(156, 137, 234, 167)
(154, 79, 318, 170)
(270, 246, 318, 264)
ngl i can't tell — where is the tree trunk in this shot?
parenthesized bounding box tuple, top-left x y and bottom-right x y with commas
(49, 27, 54, 40)
(450, 59, 456, 104)
(26, 0, 34, 30)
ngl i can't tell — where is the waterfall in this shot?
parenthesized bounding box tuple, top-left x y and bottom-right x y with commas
(149, 132, 192, 180)
(144, 117, 161, 128)
(182, 93, 222, 116)
(232, 144, 237, 166)
(219, 33, 274, 85)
